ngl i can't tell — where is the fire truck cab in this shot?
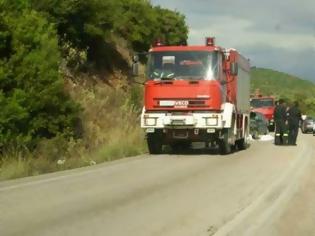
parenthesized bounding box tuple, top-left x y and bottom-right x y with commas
(250, 90, 276, 131)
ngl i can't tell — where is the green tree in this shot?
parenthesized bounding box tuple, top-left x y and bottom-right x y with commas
(114, 0, 156, 52)
(29, 0, 118, 68)
(0, 10, 79, 150)
(114, 1, 188, 52)
(30, 0, 116, 47)
(153, 6, 188, 46)
(3, 0, 189, 69)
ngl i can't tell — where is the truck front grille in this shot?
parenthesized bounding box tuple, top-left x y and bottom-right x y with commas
(154, 98, 207, 108)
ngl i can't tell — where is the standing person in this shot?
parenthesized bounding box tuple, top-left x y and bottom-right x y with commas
(287, 101, 301, 145)
(274, 99, 288, 145)
(283, 104, 290, 145)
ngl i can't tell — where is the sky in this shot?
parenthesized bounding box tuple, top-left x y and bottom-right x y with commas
(151, 0, 315, 82)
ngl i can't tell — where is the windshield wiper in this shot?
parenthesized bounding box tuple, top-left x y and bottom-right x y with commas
(175, 76, 204, 80)
(160, 76, 174, 81)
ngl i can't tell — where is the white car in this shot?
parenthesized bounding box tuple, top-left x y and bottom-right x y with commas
(301, 117, 314, 133)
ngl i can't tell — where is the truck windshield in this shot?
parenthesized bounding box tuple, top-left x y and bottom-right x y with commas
(250, 98, 274, 108)
(146, 51, 218, 80)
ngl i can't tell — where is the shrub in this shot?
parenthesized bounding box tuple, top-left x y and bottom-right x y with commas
(0, 10, 79, 154)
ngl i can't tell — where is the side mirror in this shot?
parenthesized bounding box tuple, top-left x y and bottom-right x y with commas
(133, 55, 139, 63)
(131, 54, 140, 76)
(231, 62, 238, 76)
(132, 62, 139, 77)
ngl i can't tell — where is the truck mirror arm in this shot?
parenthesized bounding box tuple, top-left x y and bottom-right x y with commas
(133, 80, 145, 86)
(221, 74, 236, 85)
(129, 73, 145, 85)
(133, 52, 149, 62)
(131, 51, 149, 77)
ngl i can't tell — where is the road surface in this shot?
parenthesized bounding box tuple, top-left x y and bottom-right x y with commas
(0, 134, 314, 236)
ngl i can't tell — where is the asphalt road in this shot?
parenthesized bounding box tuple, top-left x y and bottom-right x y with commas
(0, 134, 314, 236)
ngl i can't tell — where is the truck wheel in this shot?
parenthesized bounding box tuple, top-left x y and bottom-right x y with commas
(147, 133, 163, 154)
(218, 129, 231, 155)
(252, 131, 258, 139)
(236, 138, 248, 150)
(237, 121, 249, 150)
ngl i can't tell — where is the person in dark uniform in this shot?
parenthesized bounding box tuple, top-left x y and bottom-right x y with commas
(274, 99, 288, 145)
(287, 101, 301, 145)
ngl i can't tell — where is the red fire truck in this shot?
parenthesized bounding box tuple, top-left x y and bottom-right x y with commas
(133, 37, 251, 154)
(250, 90, 275, 131)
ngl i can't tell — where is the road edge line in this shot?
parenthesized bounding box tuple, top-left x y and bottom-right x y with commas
(213, 143, 313, 236)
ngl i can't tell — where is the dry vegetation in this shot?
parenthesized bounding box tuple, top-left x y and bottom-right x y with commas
(0, 73, 147, 180)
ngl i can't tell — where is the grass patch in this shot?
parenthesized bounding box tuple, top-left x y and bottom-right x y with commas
(0, 74, 147, 181)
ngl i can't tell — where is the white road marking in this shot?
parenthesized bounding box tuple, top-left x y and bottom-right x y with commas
(0, 156, 145, 192)
(213, 143, 312, 236)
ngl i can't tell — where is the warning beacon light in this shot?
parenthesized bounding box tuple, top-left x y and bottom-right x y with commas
(154, 38, 164, 47)
(205, 37, 215, 46)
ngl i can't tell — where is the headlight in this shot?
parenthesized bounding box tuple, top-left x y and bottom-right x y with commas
(205, 117, 218, 126)
(144, 117, 157, 126)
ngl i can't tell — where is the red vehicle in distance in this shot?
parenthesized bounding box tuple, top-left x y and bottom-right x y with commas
(250, 90, 275, 131)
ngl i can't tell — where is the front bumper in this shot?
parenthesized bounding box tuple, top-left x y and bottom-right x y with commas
(141, 112, 224, 131)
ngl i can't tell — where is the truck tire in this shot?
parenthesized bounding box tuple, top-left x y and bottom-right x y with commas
(218, 129, 232, 155)
(237, 121, 249, 150)
(252, 130, 259, 139)
(147, 133, 163, 154)
(236, 138, 247, 150)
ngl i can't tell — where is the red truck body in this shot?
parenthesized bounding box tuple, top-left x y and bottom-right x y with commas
(250, 93, 275, 130)
(145, 80, 222, 111)
(139, 38, 251, 154)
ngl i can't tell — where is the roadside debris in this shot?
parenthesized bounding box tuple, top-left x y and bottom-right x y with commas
(259, 134, 274, 141)
(57, 159, 66, 165)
